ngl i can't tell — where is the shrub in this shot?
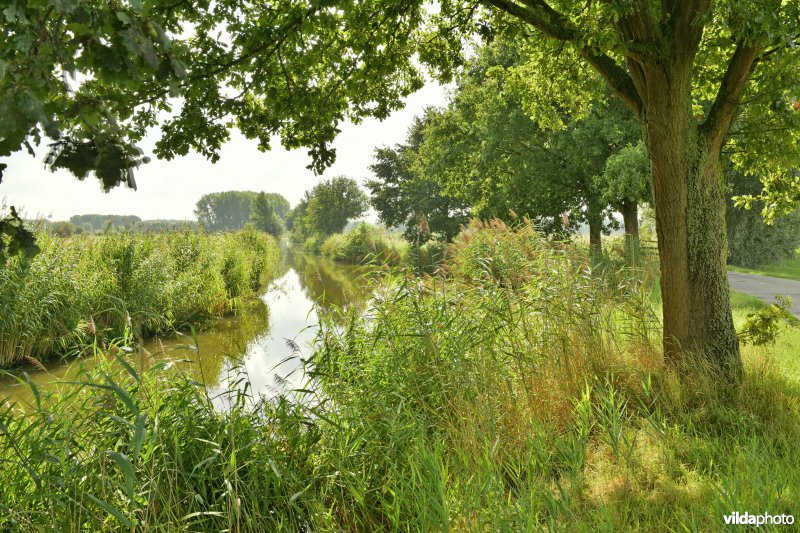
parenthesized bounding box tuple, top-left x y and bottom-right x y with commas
(445, 218, 583, 287)
(320, 223, 408, 264)
(407, 232, 447, 271)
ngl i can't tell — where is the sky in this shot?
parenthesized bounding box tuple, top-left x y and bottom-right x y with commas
(1, 82, 449, 221)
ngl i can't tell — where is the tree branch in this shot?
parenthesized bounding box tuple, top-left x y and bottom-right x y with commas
(483, 0, 643, 115)
(701, 40, 761, 152)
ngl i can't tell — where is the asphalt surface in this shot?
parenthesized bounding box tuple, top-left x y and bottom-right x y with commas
(728, 271, 800, 318)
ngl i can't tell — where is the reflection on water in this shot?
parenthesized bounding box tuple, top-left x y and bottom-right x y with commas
(0, 252, 368, 406)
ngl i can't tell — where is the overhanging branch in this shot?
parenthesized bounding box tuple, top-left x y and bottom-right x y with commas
(483, 0, 643, 115)
(701, 40, 761, 151)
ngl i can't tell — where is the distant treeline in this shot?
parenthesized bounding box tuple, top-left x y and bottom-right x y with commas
(45, 215, 198, 236)
(195, 191, 290, 234)
(44, 189, 294, 237)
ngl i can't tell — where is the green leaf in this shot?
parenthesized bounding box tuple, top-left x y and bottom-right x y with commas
(106, 450, 136, 500)
(84, 492, 132, 527)
(132, 413, 146, 460)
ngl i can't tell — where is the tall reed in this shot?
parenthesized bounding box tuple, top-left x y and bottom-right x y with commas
(0, 226, 279, 367)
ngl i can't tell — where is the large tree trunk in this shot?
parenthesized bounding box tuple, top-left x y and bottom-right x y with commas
(620, 201, 640, 265)
(643, 72, 740, 377)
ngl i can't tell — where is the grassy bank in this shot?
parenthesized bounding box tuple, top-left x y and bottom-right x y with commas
(1, 220, 798, 530)
(319, 222, 409, 264)
(0, 226, 279, 367)
(728, 248, 800, 281)
(320, 222, 448, 271)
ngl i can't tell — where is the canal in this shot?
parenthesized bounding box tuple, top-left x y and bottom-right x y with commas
(0, 250, 369, 406)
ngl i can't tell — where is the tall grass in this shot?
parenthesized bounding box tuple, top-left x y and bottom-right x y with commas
(0, 226, 279, 367)
(320, 222, 408, 265)
(1, 220, 798, 530)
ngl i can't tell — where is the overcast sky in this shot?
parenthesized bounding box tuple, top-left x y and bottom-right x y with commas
(1, 82, 448, 221)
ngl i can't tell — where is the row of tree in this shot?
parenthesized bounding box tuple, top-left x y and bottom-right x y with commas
(368, 39, 651, 260)
(48, 217, 199, 236)
(366, 39, 800, 269)
(194, 191, 290, 236)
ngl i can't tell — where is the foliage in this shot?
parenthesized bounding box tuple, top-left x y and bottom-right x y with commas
(320, 222, 408, 265)
(407, 233, 448, 272)
(414, 39, 647, 246)
(4, 0, 800, 367)
(728, 252, 800, 282)
(305, 177, 369, 236)
(445, 219, 581, 288)
(0, 228, 279, 367)
(597, 141, 651, 211)
(194, 191, 289, 233)
(738, 296, 798, 347)
(289, 176, 368, 242)
(0, 206, 38, 264)
(727, 171, 800, 268)
(250, 192, 284, 238)
(47, 221, 82, 238)
(367, 117, 470, 243)
(2, 221, 798, 530)
(69, 214, 142, 233)
(131, 219, 199, 233)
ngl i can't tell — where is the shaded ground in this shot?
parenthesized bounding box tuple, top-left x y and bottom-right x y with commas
(728, 271, 800, 318)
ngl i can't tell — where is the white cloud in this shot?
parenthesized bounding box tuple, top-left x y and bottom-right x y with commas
(2, 82, 448, 221)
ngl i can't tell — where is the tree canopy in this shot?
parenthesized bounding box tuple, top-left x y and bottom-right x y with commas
(367, 117, 470, 243)
(407, 39, 649, 252)
(250, 192, 284, 238)
(290, 176, 368, 241)
(194, 191, 289, 233)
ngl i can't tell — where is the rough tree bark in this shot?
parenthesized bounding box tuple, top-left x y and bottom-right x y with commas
(635, 37, 760, 376)
(644, 95, 739, 374)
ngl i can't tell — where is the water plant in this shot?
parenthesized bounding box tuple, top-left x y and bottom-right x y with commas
(0, 227, 279, 367)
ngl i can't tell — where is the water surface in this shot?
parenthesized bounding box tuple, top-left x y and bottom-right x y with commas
(0, 251, 368, 406)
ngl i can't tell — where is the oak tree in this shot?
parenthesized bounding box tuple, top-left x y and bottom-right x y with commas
(4, 0, 800, 374)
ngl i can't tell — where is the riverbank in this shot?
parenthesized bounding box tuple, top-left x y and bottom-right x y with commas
(0, 251, 368, 405)
(0, 227, 279, 367)
(316, 222, 445, 270)
(2, 220, 798, 530)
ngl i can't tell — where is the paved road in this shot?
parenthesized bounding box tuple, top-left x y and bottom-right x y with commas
(728, 271, 800, 318)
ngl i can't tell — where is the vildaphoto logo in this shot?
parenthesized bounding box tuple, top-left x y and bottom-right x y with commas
(723, 512, 795, 527)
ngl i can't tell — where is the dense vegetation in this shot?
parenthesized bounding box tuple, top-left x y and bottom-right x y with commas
(194, 191, 290, 233)
(46, 218, 199, 237)
(68, 214, 142, 233)
(0, 227, 279, 367)
(1, 221, 797, 530)
(2, 1, 800, 529)
(320, 222, 408, 265)
(726, 171, 800, 269)
(288, 176, 368, 250)
(370, 41, 650, 256)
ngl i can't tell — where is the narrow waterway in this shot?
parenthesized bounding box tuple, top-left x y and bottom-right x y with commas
(0, 251, 369, 405)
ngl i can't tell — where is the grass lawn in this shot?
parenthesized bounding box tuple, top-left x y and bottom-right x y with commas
(732, 290, 800, 385)
(728, 248, 800, 281)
